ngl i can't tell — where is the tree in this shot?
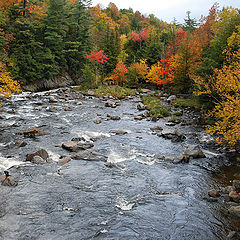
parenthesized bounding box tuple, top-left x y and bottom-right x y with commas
(112, 60, 128, 85)
(183, 11, 197, 32)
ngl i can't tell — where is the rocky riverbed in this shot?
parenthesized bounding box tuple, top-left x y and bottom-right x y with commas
(0, 87, 239, 240)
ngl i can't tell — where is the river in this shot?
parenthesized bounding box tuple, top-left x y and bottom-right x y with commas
(0, 88, 239, 240)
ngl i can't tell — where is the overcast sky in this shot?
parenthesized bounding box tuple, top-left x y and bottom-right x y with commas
(91, 0, 240, 23)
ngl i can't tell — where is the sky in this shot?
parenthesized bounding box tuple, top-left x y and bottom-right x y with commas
(91, 0, 240, 23)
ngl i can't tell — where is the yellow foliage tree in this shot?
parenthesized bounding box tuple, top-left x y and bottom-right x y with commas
(204, 50, 240, 148)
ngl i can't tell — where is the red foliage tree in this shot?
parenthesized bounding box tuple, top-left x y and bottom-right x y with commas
(112, 60, 128, 85)
(85, 50, 109, 64)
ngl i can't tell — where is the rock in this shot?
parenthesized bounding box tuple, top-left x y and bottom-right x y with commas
(160, 129, 185, 142)
(173, 154, 190, 164)
(64, 106, 73, 111)
(137, 102, 145, 111)
(58, 156, 71, 166)
(49, 96, 58, 103)
(208, 189, 220, 197)
(134, 116, 144, 120)
(76, 101, 83, 105)
(71, 137, 86, 142)
(150, 126, 163, 131)
(46, 105, 56, 112)
(227, 231, 239, 239)
(23, 128, 50, 137)
(141, 88, 152, 93)
(1, 171, 18, 187)
(228, 205, 240, 218)
(87, 90, 95, 96)
(73, 149, 107, 162)
(110, 115, 121, 120)
(105, 100, 116, 108)
(62, 141, 94, 152)
(233, 180, 240, 192)
(229, 191, 240, 203)
(167, 95, 176, 102)
(165, 122, 176, 126)
(26, 149, 49, 162)
(183, 144, 206, 158)
(199, 133, 217, 147)
(109, 129, 128, 135)
(93, 119, 102, 124)
(220, 186, 234, 194)
(32, 156, 45, 164)
(206, 197, 218, 202)
(14, 140, 27, 148)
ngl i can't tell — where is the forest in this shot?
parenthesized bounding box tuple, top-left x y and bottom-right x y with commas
(0, 0, 240, 149)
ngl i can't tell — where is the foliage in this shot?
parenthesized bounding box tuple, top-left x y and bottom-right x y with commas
(172, 97, 203, 110)
(146, 58, 173, 85)
(128, 59, 148, 85)
(111, 60, 128, 85)
(85, 50, 109, 64)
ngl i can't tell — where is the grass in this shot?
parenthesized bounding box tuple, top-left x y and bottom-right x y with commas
(172, 97, 203, 111)
(141, 95, 170, 118)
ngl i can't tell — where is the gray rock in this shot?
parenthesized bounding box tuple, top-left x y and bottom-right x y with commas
(14, 140, 27, 148)
(26, 149, 49, 162)
(110, 115, 121, 120)
(233, 180, 240, 192)
(32, 156, 45, 164)
(183, 144, 206, 158)
(93, 119, 102, 124)
(73, 149, 107, 162)
(49, 96, 58, 103)
(105, 100, 116, 108)
(150, 126, 163, 131)
(167, 95, 176, 102)
(228, 205, 240, 218)
(58, 156, 71, 166)
(137, 102, 146, 111)
(62, 141, 94, 152)
(109, 129, 128, 135)
(160, 129, 185, 142)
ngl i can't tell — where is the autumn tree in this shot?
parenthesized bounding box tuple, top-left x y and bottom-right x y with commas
(111, 60, 128, 85)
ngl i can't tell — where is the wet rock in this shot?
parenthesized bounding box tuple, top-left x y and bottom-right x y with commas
(64, 106, 73, 111)
(208, 189, 220, 197)
(105, 100, 116, 108)
(26, 149, 49, 162)
(229, 191, 240, 203)
(150, 126, 163, 131)
(167, 95, 176, 102)
(76, 101, 83, 105)
(173, 154, 190, 164)
(227, 231, 239, 239)
(46, 105, 56, 112)
(199, 133, 217, 147)
(109, 129, 128, 135)
(110, 115, 121, 120)
(32, 156, 45, 164)
(71, 137, 86, 142)
(58, 156, 71, 166)
(134, 116, 144, 120)
(73, 149, 107, 162)
(206, 197, 218, 202)
(49, 96, 58, 103)
(14, 140, 27, 148)
(141, 88, 152, 93)
(143, 111, 151, 118)
(87, 90, 95, 96)
(1, 171, 18, 187)
(183, 144, 206, 158)
(62, 141, 94, 152)
(23, 128, 50, 137)
(220, 186, 234, 194)
(93, 119, 102, 124)
(165, 122, 176, 126)
(228, 206, 240, 218)
(160, 129, 185, 142)
(233, 180, 240, 192)
(137, 102, 146, 111)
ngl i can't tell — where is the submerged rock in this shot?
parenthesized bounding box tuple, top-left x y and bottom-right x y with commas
(62, 141, 94, 152)
(109, 129, 128, 135)
(58, 156, 71, 166)
(73, 149, 107, 162)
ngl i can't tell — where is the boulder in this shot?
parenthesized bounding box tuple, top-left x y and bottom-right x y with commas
(49, 96, 58, 103)
(110, 115, 121, 120)
(233, 180, 240, 192)
(1, 171, 18, 187)
(58, 156, 71, 166)
(208, 189, 220, 197)
(93, 119, 102, 124)
(73, 149, 107, 162)
(183, 144, 206, 158)
(167, 95, 176, 102)
(62, 141, 94, 152)
(26, 149, 49, 162)
(134, 116, 144, 120)
(228, 206, 240, 218)
(14, 140, 27, 148)
(137, 102, 145, 111)
(105, 100, 116, 108)
(109, 129, 128, 135)
(23, 128, 50, 137)
(160, 129, 185, 142)
(32, 156, 45, 164)
(229, 191, 240, 203)
(150, 126, 163, 131)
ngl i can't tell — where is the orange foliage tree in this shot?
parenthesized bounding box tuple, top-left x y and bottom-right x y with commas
(112, 60, 128, 85)
(146, 58, 173, 86)
(128, 59, 148, 85)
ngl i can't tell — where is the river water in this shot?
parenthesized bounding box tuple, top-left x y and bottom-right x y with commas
(0, 88, 239, 240)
